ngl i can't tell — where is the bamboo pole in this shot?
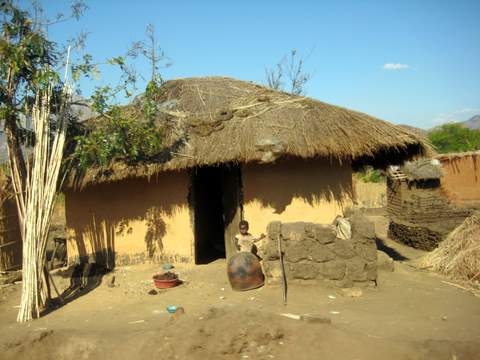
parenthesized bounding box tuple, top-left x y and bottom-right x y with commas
(13, 49, 71, 322)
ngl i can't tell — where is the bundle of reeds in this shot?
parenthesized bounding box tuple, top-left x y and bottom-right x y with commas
(423, 212, 480, 292)
(13, 86, 69, 322)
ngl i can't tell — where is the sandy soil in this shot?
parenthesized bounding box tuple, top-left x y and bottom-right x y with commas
(0, 217, 479, 360)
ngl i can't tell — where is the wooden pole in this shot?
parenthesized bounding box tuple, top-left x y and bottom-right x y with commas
(278, 234, 287, 305)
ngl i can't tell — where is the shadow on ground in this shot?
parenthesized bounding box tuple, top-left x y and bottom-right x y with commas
(42, 263, 108, 316)
(375, 238, 409, 261)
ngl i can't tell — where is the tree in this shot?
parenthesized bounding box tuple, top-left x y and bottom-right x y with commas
(0, 0, 142, 322)
(1, 7, 170, 320)
(428, 123, 480, 153)
(1, 0, 87, 322)
(1, 0, 87, 190)
(70, 23, 170, 170)
(128, 23, 172, 85)
(265, 49, 313, 95)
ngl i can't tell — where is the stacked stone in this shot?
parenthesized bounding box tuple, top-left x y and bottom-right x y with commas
(262, 212, 377, 288)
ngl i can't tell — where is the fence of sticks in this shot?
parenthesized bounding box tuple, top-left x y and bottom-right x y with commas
(0, 168, 22, 271)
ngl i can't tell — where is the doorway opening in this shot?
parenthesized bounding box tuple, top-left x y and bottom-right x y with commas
(191, 165, 242, 264)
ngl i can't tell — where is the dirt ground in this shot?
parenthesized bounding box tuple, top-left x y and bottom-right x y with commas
(0, 216, 479, 360)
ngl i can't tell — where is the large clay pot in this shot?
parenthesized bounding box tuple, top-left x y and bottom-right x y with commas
(227, 252, 265, 291)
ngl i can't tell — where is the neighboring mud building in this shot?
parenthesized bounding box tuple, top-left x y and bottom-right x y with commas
(437, 151, 480, 207)
(387, 154, 479, 251)
(64, 77, 429, 267)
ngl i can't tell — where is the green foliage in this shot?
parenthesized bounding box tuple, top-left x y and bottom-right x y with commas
(1, 0, 91, 163)
(2, 1, 169, 174)
(71, 78, 165, 170)
(142, 77, 163, 123)
(355, 167, 385, 183)
(428, 124, 480, 153)
(72, 112, 164, 169)
(1, 1, 59, 110)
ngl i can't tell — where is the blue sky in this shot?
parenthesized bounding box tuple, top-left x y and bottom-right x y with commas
(37, 0, 480, 129)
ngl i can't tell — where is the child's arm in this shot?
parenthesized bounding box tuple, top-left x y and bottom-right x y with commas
(253, 233, 266, 243)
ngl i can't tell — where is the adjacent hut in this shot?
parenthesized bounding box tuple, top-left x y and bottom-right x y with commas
(65, 77, 430, 267)
(0, 169, 22, 271)
(387, 159, 474, 250)
(437, 151, 480, 207)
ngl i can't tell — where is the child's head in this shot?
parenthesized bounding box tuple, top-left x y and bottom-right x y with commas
(239, 220, 249, 235)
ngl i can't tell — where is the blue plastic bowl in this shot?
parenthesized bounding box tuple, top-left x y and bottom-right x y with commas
(162, 263, 174, 270)
(166, 305, 177, 313)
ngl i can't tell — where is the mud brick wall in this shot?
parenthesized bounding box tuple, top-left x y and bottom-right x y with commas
(387, 178, 473, 251)
(262, 212, 377, 288)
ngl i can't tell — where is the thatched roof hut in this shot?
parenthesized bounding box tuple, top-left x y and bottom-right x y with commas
(68, 77, 430, 188)
(65, 76, 431, 266)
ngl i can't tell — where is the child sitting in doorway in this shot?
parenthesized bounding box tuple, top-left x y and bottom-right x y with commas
(234, 220, 265, 254)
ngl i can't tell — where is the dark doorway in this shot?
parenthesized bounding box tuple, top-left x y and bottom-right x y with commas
(191, 165, 242, 264)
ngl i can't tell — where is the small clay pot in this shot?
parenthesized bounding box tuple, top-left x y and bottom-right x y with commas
(153, 272, 179, 289)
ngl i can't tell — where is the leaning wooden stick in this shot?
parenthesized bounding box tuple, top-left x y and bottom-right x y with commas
(278, 234, 287, 305)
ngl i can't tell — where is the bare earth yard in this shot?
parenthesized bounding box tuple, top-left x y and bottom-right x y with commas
(0, 216, 479, 360)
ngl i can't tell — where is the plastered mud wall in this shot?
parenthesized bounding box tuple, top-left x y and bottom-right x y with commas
(438, 153, 480, 206)
(242, 158, 354, 238)
(262, 211, 377, 288)
(65, 171, 193, 267)
(65, 157, 355, 267)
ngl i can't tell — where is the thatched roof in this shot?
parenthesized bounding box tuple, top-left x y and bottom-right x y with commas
(68, 77, 432, 188)
(401, 159, 443, 181)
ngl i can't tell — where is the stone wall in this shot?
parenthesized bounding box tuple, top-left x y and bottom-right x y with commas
(387, 178, 473, 250)
(261, 211, 377, 288)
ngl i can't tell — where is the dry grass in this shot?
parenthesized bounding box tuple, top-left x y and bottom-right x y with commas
(423, 211, 480, 295)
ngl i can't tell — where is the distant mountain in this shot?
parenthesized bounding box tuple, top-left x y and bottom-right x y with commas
(459, 115, 480, 130)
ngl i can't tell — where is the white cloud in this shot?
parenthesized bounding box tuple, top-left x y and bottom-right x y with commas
(382, 63, 410, 70)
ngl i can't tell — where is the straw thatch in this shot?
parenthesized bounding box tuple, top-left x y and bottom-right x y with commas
(423, 212, 480, 295)
(68, 77, 432, 188)
(401, 158, 443, 181)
